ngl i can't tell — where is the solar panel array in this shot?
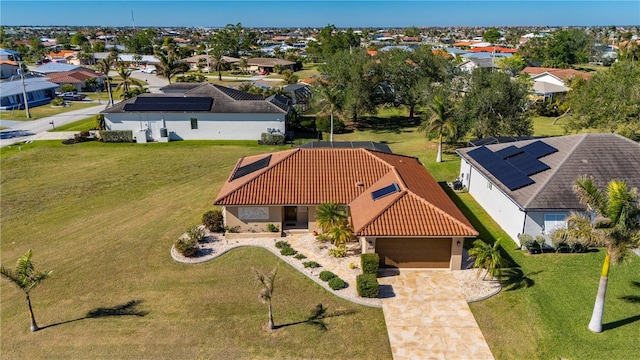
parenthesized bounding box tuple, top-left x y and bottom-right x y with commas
(371, 182, 400, 201)
(231, 155, 272, 181)
(123, 97, 213, 112)
(468, 141, 557, 191)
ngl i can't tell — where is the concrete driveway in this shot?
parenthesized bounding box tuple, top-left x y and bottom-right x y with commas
(378, 270, 494, 360)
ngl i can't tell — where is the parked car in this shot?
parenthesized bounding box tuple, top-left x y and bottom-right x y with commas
(59, 92, 86, 101)
(141, 66, 156, 74)
(260, 70, 269, 75)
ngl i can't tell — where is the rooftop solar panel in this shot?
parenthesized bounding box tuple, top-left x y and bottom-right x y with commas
(495, 145, 524, 159)
(230, 155, 272, 181)
(468, 146, 534, 191)
(123, 97, 213, 112)
(522, 141, 558, 159)
(506, 152, 550, 176)
(371, 182, 400, 201)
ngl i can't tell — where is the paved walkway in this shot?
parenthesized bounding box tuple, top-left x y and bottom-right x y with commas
(379, 270, 494, 360)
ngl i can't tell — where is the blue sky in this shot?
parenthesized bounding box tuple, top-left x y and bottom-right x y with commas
(1, 1, 639, 27)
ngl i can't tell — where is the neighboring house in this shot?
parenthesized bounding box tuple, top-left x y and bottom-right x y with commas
(181, 54, 240, 71)
(93, 52, 160, 65)
(44, 69, 104, 92)
(283, 84, 312, 111)
(29, 62, 93, 75)
(214, 147, 478, 270)
(247, 58, 296, 73)
(521, 67, 591, 101)
(0, 48, 18, 61)
(48, 50, 80, 65)
(0, 77, 58, 110)
(101, 83, 291, 142)
(458, 58, 500, 72)
(456, 134, 640, 246)
(0, 59, 19, 79)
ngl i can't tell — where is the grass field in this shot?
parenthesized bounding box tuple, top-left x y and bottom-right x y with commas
(0, 101, 100, 121)
(49, 117, 96, 132)
(2, 108, 637, 359)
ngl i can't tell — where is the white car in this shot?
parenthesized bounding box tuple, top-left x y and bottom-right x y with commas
(141, 66, 156, 74)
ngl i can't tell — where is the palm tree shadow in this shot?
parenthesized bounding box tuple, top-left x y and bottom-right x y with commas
(274, 304, 356, 331)
(40, 299, 148, 330)
(499, 268, 541, 291)
(619, 280, 640, 303)
(603, 314, 640, 331)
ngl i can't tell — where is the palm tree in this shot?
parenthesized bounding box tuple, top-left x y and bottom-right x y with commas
(115, 65, 145, 95)
(468, 239, 506, 280)
(327, 223, 354, 248)
(96, 57, 115, 106)
(313, 85, 344, 143)
(208, 48, 227, 81)
(239, 57, 249, 74)
(253, 267, 277, 330)
(155, 50, 189, 84)
(552, 176, 640, 333)
(315, 202, 348, 233)
(1, 249, 52, 332)
(418, 95, 457, 163)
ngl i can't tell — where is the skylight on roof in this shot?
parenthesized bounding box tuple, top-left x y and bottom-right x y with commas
(371, 182, 400, 201)
(230, 155, 272, 181)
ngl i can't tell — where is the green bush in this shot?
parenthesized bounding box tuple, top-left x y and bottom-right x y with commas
(356, 273, 379, 298)
(187, 225, 206, 243)
(50, 97, 65, 106)
(266, 223, 280, 232)
(99, 130, 133, 143)
(319, 270, 336, 282)
(361, 253, 380, 274)
(293, 253, 307, 260)
(315, 233, 331, 243)
(303, 261, 321, 268)
(316, 116, 345, 134)
(60, 84, 76, 93)
(202, 209, 224, 232)
(224, 225, 240, 233)
(280, 246, 297, 256)
(174, 236, 198, 257)
(329, 246, 347, 258)
(328, 277, 347, 290)
(275, 240, 290, 249)
(260, 132, 285, 145)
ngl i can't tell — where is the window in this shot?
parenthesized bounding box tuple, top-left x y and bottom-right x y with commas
(487, 181, 492, 190)
(190, 118, 198, 129)
(543, 213, 567, 234)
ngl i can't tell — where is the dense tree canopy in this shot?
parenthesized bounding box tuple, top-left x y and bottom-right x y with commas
(126, 29, 156, 55)
(482, 28, 501, 44)
(306, 25, 360, 61)
(211, 23, 258, 58)
(519, 29, 593, 68)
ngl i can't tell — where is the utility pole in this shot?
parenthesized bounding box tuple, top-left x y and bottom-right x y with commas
(16, 54, 31, 119)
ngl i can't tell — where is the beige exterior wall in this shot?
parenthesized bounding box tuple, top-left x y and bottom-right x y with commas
(307, 206, 318, 232)
(224, 205, 283, 233)
(450, 237, 464, 270)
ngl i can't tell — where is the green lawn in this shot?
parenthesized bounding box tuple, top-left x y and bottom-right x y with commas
(0, 101, 100, 121)
(49, 117, 96, 132)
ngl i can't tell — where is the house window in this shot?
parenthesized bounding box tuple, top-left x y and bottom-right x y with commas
(487, 181, 492, 190)
(543, 213, 567, 234)
(190, 118, 198, 129)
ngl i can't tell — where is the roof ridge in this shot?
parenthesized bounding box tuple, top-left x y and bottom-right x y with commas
(522, 134, 587, 208)
(405, 189, 478, 236)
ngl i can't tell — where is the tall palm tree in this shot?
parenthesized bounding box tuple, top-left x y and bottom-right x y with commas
(96, 57, 115, 106)
(253, 267, 277, 330)
(115, 65, 145, 94)
(418, 95, 457, 163)
(155, 50, 189, 85)
(468, 239, 506, 280)
(315, 202, 348, 233)
(1, 249, 52, 332)
(208, 48, 227, 81)
(314, 85, 344, 143)
(553, 176, 640, 333)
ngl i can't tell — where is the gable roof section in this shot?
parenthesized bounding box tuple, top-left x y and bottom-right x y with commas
(215, 148, 477, 237)
(0, 77, 59, 97)
(45, 69, 102, 84)
(457, 134, 640, 210)
(522, 67, 591, 81)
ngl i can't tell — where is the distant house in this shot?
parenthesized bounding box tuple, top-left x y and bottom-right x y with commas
(29, 62, 94, 75)
(0, 77, 58, 111)
(247, 58, 296, 73)
(100, 83, 291, 142)
(181, 54, 240, 71)
(215, 147, 478, 269)
(0, 48, 20, 79)
(48, 50, 80, 65)
(458, 58, 500, 72)
(45, 69, 104, 92)
(521, 67, 591, 101)
(93, 52, 160, 66)
(283, 84, 312, 111)
(456, 134, 640, 246)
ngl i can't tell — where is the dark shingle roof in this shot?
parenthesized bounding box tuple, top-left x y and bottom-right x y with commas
(457, 134, 640, 210)
(298, 141, 392, 154)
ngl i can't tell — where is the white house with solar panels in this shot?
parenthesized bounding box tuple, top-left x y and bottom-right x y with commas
(456, 134, 640, 246)
(100, 83, 291, 142)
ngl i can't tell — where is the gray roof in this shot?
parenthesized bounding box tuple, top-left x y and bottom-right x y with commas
(0, 77, 59, 97)
(299, 141, 392, 153)
(101, 83, 288, 114)
(159, 83, 204, 94)
(29, 62, 81, 74)
(457, 134, 640, 210)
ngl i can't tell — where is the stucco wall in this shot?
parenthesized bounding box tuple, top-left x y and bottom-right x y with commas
(105, 112, 286, 141)
(224, 206, 283, 233)
(359, 236, 463, 270)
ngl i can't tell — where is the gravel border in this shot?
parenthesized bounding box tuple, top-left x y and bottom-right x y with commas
(171, 231, 502, 305)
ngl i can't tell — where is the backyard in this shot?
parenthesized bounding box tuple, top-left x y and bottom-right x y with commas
(1, 110, 638, 359)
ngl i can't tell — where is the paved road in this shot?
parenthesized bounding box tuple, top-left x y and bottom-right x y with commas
(0, 103, 106, 148)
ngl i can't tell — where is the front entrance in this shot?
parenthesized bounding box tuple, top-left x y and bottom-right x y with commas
(283, 206, 309, 230)
(284, 206, 297, 226)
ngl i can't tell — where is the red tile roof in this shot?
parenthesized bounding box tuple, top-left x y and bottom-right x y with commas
(45, 69, 103, 84)
(468, 46, 517, 53)
(521, 67, 591, 81)
(215, 148, 477, 237)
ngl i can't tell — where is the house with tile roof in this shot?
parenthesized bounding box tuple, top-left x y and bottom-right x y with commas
(44, 69, 105, 92)
(456, 134, 640, 246)
(101, 83, 291, 142)
(521, 67, 591, 101)
(214, 148, 478, 269)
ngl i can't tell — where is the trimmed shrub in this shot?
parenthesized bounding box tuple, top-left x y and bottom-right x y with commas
(328, 277, 347, 290)
(202, 209, 224, 232)
(361, 253, 380, 274)
(356, 273, 379, 298)
(266, 223, 280, 232)
(174, 236, 198, 257)
(275, 240, 290, 249)
(303, 261, 321, 268)
(280, 246, 297, 256)
(260, 132, 285, 145)
(187, 225, 206, 243)
(293, 253, 307, 260)
(50, 97, 65, 106)
(329, 246, 347, 258)
(99, 130, 133, 143)
(319, 270, 336, 282)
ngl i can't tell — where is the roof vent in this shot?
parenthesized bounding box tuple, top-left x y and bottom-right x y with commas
(356, 182, 364, 187)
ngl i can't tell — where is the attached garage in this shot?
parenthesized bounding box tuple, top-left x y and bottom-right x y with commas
(376, 238, 452, 268)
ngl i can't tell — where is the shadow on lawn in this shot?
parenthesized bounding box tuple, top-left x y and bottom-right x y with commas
(354, 115, 418, 134)
(499, 269, 542, 291)
(274, 304, 356, 331)
(603, 314, 640, 331)
(40, 299, 148, 330)
(619, 280, 640, 303)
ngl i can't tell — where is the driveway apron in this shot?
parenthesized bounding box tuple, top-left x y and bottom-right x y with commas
(378, 270, 494, 360)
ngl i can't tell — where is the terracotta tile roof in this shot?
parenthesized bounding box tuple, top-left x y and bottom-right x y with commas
(215, 148, 477, 237)
(431, 49, 453, 59)
(0, 60, 18, 65)
(45, 69, 103, 84)
(367, 50, 378, 56)
(521, 67, 591, 81)
(469, 46, 517, 53)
